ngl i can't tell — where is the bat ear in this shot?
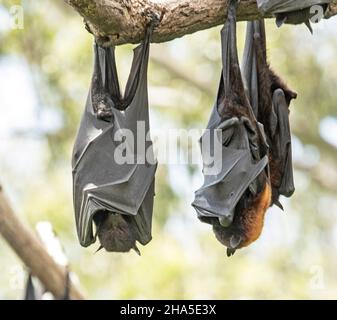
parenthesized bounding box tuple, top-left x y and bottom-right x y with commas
(229, 234, 242, 249)
(226, 248, 236, 257)
(275, 15, 287, 28)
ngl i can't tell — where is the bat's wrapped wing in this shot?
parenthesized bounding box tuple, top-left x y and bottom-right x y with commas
(257, 0, 331, 32)
(256, 0, 331, 14)
(242, 20, 295, 207)
(72, 27, 157, 249)
(192, 108, 268, 226)
(24, 272, 70, 300)
(192, 2, 269, 228)
(24, 274, 38, 300)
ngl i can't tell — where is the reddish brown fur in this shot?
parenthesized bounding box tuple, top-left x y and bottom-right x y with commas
(213, 182, 272, 248)
(253, 31, 296, 203)
(239, 182, 272, 247)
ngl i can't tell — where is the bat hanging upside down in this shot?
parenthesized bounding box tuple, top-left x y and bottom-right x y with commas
(193, 0, 296, 257)
(193, 0, 271, 257)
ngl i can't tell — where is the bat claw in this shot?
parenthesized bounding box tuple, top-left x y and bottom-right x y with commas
(95, 245, 104, 253)
(305, 21, 313, 34)
(274, 200, 284, 211)
(275, 15, 287, 28)
(133, 245, 141, 256)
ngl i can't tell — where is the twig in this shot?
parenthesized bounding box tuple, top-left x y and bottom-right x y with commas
(0, 185, 84, 300)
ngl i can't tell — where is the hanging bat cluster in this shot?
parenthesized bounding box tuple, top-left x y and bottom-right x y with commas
(72, 24, 157, 255)
(192, 0, 296, 257)
(70, 0, 330, 257)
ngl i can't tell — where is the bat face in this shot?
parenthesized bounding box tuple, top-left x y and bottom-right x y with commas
(213, 178, 272, 256)
(94, 211, 139, 253)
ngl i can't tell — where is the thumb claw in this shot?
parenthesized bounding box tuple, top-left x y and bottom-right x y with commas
(133, 245, 141, 256)
(95, 245, 104, 253)
(305, 20, 313, 34)
(275, 15, 287, 28)
(275, 199, 284, 211)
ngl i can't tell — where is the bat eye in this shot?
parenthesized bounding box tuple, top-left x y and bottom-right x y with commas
(230, 192, 234, 197)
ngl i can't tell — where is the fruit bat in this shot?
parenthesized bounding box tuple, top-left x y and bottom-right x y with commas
(242, 19, 297, 209)
(192, 0, 272, 257)
(256, 0, 331, 33)
(72, 24, 157, 254)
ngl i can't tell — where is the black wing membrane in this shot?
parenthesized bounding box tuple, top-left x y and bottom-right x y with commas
(192, 0, 269, 229)
(256, 0, 331, 33)
(257, 0, 331, 13)
(242, 19, 295, 208)
(23, 272, 70, 300)
(272, 89, 295, 197)
(72, 25, 157, 253)
(24, 273, 38, 300)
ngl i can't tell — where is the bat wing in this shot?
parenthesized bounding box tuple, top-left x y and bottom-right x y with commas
(256, 0, 331, 14)
(24, 274, 38, 300)
(193, 1, 269, 227)
(72, 30, 156, 248)
(242, 22, 259, 118)
(192, 114, 268, 226)
(242, 19, 295, 206)
(272, 89, 295, 197)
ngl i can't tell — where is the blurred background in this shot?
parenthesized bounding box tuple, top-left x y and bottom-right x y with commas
(0, 0, 336, 299)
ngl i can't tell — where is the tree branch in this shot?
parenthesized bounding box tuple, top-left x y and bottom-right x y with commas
(65, 0, 337, 46)
(0, 185, 84, 300)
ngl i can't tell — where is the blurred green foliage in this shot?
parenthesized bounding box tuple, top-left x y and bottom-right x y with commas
(0, 0, 336, 299)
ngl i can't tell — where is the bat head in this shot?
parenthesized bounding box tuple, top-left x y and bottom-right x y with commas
(212, 181, 272, 257)
(212, 221, 245, 257)
(93, 211, 139, 253)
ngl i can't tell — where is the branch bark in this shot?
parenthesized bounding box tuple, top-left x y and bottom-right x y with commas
(0, 185, 84, 300)
(64, 0, 337, 46)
